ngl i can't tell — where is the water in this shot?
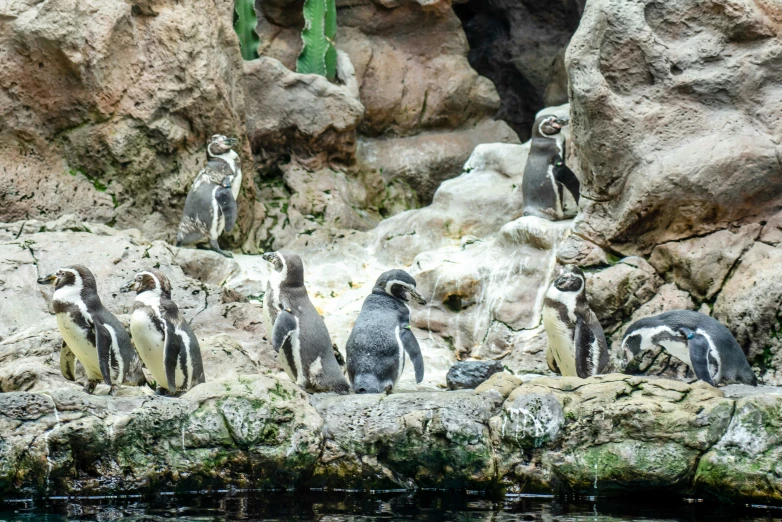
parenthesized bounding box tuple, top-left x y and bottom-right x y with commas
(2, 491, 781, 521)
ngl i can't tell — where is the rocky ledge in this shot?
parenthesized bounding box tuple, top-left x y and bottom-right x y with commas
(2, 373, 781, 505)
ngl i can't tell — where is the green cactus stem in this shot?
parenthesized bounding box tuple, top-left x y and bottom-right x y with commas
(296, 0, 337, 81)
(234, 0, 260, 61)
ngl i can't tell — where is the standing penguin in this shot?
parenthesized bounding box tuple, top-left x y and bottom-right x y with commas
(542, 264, 608, 378)
(346, 270, 426, 394)
(37, 265, 146, 395)
(521, 115, 580, 220)
(120, 270, 205, 395)
(262, 251, 349, 394)
(622, 310, 757, 386)
(176, 134, 241, 258)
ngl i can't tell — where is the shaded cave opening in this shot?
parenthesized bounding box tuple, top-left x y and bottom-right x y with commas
(453, 0, 586, 141)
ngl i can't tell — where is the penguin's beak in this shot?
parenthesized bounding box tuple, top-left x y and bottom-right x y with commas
(120, 280, 138, 293)
(408, 288, 427, 305)
(556, 116, 570, 126)
(224, 137, 238, 147)
(221, 176, 232, 188)
(37, 273, 57, 285)
(262, 252, 276, 263)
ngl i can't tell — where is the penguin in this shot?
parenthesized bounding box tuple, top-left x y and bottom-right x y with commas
(346, 270, 426, 394)
(542, 264, 608, 378)
(262, 251, 350, 394)
(621, 310, 757, 386)
(120, 269, 205, 395)
(521, 114, 581, 221)
(37, 265, 146, 395)
(176, 134, 241, 258)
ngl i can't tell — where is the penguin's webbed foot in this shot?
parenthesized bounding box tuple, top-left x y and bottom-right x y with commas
(109, 385, 119, 397)
(155, 385, 176, 397)
(209, 239, 233, 258)
(83, 380, 98, 395)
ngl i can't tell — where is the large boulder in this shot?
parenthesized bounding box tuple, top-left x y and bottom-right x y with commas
(567, 0, 782, 254)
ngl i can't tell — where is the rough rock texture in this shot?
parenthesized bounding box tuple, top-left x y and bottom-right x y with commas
(446, 361, 504, 390)
(3, 374, 782, 505)
(0, 0, 253, 244)
(453, 0, 586, 140)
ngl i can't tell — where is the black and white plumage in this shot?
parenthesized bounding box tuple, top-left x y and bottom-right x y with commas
(262, 251, 349, 394)
(346, 270, 426, 394)
(622, 310, 757, 386)
(542, 264, 608, 378)
(521, 115, 580, 221)
(37, 265, 146, 395)
(121, 269, 205, 395)
(176, 135, 241, 258)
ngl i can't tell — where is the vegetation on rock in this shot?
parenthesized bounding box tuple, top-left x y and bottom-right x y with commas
(234, 0, 260, 60)
(296, 0, 337, 81)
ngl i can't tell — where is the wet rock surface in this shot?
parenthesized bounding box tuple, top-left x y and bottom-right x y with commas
(2, 374, 782, 505)
(446, 361, 504, 390)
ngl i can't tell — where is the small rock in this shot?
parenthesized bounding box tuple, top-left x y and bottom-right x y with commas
(475, 371, 522, 398)
(446, 361, 504, 390)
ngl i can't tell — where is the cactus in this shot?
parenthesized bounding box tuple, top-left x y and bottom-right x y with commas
(234, 0, 260, 61)
(296, 0, 337, 81)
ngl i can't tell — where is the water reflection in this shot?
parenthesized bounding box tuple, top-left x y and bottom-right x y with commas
(2, 491, 782, 521)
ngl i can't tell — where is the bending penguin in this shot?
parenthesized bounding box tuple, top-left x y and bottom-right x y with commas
(262, 251, 350, 394)
(521, 114, 580, 221)
(37, 265, 146, 395)
(622, 310, 757, 386)
(121, 269, 205, 395)
(176, 134, 241, 258)
(346, 270, 426, 394)
(542, 264, 608, 378)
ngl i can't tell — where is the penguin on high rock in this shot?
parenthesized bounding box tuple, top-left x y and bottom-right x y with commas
(120, 269, 205, 395)
(521, 114, 581, 221)
(37, 265, 146, 395)
(262, 251, 350, 394)
(622, 310, 757, 386)
(176, 134, 241, 258)
(542, 264, 608, 378)
(346, 270, 426, 394)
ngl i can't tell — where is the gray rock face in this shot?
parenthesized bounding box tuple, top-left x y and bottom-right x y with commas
(567, 0, 782, 254)
(446, 361, 504, 390)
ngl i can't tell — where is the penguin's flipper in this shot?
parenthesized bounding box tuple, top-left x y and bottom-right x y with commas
(95, 321, 114, 386)
(60, 341, 77, 381)
(401, 325, 424, 383)
(682, 329, 716, 386)
(553, 162, 580, 204)
(215, 187, 237, 232)
(574, 315, 604, 378)
(272, 309, 298, 354)
(164, 322, 184, 393)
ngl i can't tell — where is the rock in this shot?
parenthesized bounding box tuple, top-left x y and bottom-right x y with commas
(649, 225, 760, 301)
(713, 242, 782, 384)
(0, 376, 321, 496)
(446, 361, 504, 390)
(357, 120, 519, 204)
(567, 0, 782, 254)
(0, 0, 252, 243)
(453, 0, 586, 140)
(474, 372, 522, 398)
(556, 234, 611, 268)
(244, 55, 365, 167)
(586, 257, 662, 333)
(310, 390, 504, 490)
(494, 374, 734, 494)
(696, 394, 782, 504)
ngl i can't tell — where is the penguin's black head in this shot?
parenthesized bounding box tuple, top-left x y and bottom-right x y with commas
(120, 269, 172, 297)
(262, 251, 304, 286)
(534, 115, 565, 137)
(374, 269, 426, 304)
(208, 134, 238, 157)
(38, 264, 98, 293)
(552, 264, 585, 294)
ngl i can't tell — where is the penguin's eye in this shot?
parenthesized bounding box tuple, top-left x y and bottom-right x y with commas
(136, 274, 142, 281)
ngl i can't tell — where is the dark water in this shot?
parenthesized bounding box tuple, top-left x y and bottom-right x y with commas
(2, 491, 782, 521)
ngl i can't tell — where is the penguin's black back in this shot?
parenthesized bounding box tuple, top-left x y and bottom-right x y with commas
(522, 135, 562, 219)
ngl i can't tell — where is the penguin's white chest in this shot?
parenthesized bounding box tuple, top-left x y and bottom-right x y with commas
(130, 309, 166, 387)
(542, 306, 577, 377)
(56, 313, 102, 380)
